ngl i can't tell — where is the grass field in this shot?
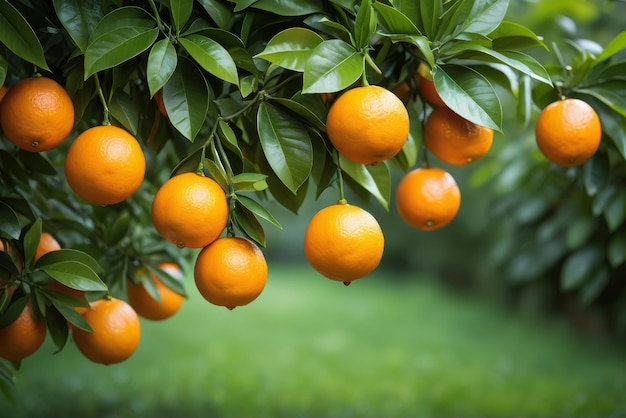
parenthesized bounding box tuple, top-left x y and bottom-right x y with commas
(1, 264, 625, 418)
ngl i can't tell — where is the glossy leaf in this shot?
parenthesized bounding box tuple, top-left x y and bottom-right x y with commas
(255, 28, 324, 72)
(163, 58, 210, 141)
(0, 202, 21, 240)
(257, 102, 313, 193)
(53, 0, 102, 52)
(584, 152, 610, 196)
(303, 40, 362, 93)
(232, 173, 269, 192)
(109, 90, 139, 135)
(251, 0, 323, 16)
(34, 249, 104, 275)
(179, 34, 239, 85)
(170, 0, 193, 33)
(594, 31, 626, 66)
(373, 2, 420, 36)
(463, 0, 510, 36)
(232, 201, 266, 247)
(490, 20, 548, 51)
(236, 195, 282, 229)
(340, 157, 390, 210)
(39, 262, 107, 292)
(0, 1, 49, 70)
(419, 0, 439, 38)
(196, 0, 234, 29)
(23, 219, 42, 267)
(147, 39, 178, 96)
(380, 34, 434, 68)
(435, 65, 503, 131)
(271, 96, 326, 131)
(354, 0, 375, 49)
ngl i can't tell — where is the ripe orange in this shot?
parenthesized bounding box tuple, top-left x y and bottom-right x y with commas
(304, 202, 384, 284)
(127, 262, 185, 321)
(535, 98, 602, 167)
(194, 237, 268, 310)
(417, 74, 447, 108)
(151, 172, 229, 249)
(154, 89, 167, 116)
(326, 85, 410, 165)
(424, 107, 494, 166)
(395, 167, 461, 231)
(0, 302, 47, 361)
(34, 232, 61, 262)
(64, 125, 146, 205)
(72, 297, 140, 365)
(0, 77, 74, 152)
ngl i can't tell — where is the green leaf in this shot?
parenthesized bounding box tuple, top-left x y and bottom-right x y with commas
(232, 202, 266, 247)
(608, 231, 626, 267)
(565, 217, 596, 251)
(578, 85, 626, 119)
(302, 40, 362, 93)
(561, 246, 604, 291)
(354, 0, 375, 49)
(340, 157, 390, 210)
(147, 39, 178, 96)
(34, 249, 103, 275)
(594, 31, 626, 66)
(466, 47, 552, 85)
(45, 292, 92, 332)
(163, 58, 210, 141)
(108, 90, 139, 135)
(372, 2, 420, 36)
(604, 191, 626, 232)
(44, 303, 70, 351)
(254, 28, 324, 72)
(0, 1, 49, 70)
(217, 120, 244, 161)
(0, 55, 7, 86)
(251, 0, 323, 16)
(179, 34, 239, 85)
(380, 34, 434, 69)
(196, 0, 234, 30)
(596, 105, 626, 160)
(304, 15, 353, 44)
(0, 202, 21, 240)
(23, 219, 42, 267)
(170, 0, 193, 33)
(462, 0, 510, 36)
(53, 0, 103, 53)
(232, 173, 269, 192)
(39, 262, 107, 292)
(490, 20, 548, 51)
(236, 195, 282, 229)
(435, 65, 502, 131)
(84, 6, 158, 78)
(271, 96, 326, 132)
(419, 0, 439, 38)
(257, 102, 313, 193)
(583, 152, 610, 196)
(579, 267, 610, 306)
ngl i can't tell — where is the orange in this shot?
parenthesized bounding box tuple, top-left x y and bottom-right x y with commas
(0, 77, 74, 152)
(304, 202, 384, 284)
(151, 172, 229, 248)
(424, 107, 494, 165)
(194, 237, 267, 310)
(417, 74, 447, 108)
(64, 125, 146, 205)
(535, 98, 602, 167)
(0, 302, 47, 361)
(34, 232, 61, 262)
(154, 89, 167, 116)
(395, 167, 461, 231)
(72, 297, 140, 365)
(127, 262, 184, 320)
(326, 85, 410, 165)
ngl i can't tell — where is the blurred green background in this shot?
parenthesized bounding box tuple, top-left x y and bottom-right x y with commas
(3, 0, 626, 417)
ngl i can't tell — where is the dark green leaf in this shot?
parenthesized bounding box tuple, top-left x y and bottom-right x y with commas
(163, 58, 210, 141)
(39, 262, 107, 292)
(608, 231, 626, 267)
(302, 40, 362, 93)
(104, 210, 130, 245)
(380, 34, 434, 68)
(340, 157, 390, 210)
(147, 39, 178, 96)
(271, 96, 326, 131)
(463, 47, 552, 85)
(179, 34, 238, 85)
(235, 195, 282, 229)
(419, 0, 439, 38)
(490, 20, 548, 51)
(354, 0, 375, 49)
(251, 0, 323, 16)
(304, 15, 352, 44)
(0, 55, 7, 85)
(254, 28, 324, 72)
(565, 217, 596, 251)
(53, 0, 102, 52)
(578, 85, 626, 119)
(204, 158, 229, 191)
(23, 218, 42, 267)
(44, 304, 70, 351)
(561, 246, 604, 291)
(145, 264, 187, 297)
(217, 120, 244, 161)
(0, 359, 17, 405)
(196, 0, 234, 30)
(596, 105, 626, 160)
(0, 1, 50, 70)
(462, 0, 509, 36)
(0, 203, 21, 240)
(583, 152, 610, 196)
(170, 0, 193, 33)
(257, 102, 313, 193)
(0, 295, 28, 328)
(34, 249, 103, 274)
(45, 291, 92, 332)
(579, 267, 610, 306)
(232, 173, 269, 192)
(109, 90, 139, 135)
(435, 65, 502, 131)
(604, 191, 626, 232)
(232, 202, 266, 247)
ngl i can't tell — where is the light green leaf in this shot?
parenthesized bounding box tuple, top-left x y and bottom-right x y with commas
(147, 39, 178, 96)
(463, 0, 510, 36)
(179, 34, 239, 85)
(340, 157, 390, 210)
(254, 28, 324, 72)
(372, 2, 420, 36)
(490, 20, 548, 51)
(163, 58, 210, 141)
(354, 0, 375, 49)
(257, 102, 313, 193)
(0, 1, 49, 70)
(40, 262, 107, 292)
(236, 195, 282, 229)
(419, 0, 439, 38)
(232, 173, 269, 192)
(108, 90, 139, 135)
(594, 31, 626, 66)
(303, 40, 362, 93)
(53, 0, 102, 52)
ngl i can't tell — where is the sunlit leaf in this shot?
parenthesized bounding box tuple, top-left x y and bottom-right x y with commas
(340, 157, 390, 210)
(303, 40, 362, 93)
(254, 28, 324, 72)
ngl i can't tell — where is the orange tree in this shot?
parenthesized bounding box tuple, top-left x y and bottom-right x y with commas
(1, 0, 625, 402)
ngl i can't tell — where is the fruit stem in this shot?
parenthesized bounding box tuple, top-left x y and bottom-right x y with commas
(334, 150, 346, 202)
(93, 75, 111, 126)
